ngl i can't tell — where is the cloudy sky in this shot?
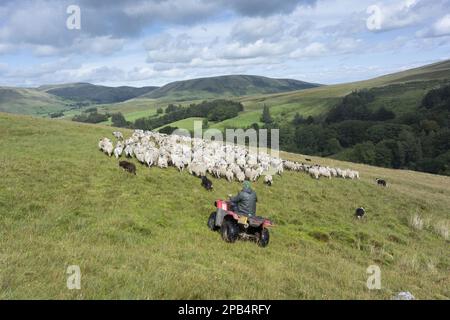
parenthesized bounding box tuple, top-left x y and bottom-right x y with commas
(1, 0, 450, 87)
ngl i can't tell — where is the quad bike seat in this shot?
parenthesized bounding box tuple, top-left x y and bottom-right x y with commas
(242, 214, 266, 227)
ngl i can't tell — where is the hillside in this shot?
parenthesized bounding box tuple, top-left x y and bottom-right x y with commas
(142, 75, 320, 101)
(96, 60, 450, 130)
(226, 59, 450, 128)
(0, 87, 68, 116)
(40, 83, 159, 104)
(0, 112, 448, 299)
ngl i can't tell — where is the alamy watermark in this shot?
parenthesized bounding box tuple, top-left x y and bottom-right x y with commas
(172, 120, 280, 159)
(66, 5, 81, 30)
(366, 5, 382, 31)
(66, 265, 81, 290)
(366, 265, 381, 290)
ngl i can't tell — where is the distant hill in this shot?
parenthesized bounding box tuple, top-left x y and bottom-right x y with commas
(142, 75, 320, 101)
(2, 60, 450, 118)
(0, 87, 67, 116)
(40, 83, 159, 104)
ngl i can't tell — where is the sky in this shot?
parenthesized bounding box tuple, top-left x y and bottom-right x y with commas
(0, 0, 450, 87)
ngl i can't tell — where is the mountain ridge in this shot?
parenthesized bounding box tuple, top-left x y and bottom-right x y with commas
(142, 74, 321, 100)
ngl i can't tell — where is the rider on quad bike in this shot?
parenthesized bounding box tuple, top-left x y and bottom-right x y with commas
(229, 181, 257, 216)
(208, 181, 272, 247)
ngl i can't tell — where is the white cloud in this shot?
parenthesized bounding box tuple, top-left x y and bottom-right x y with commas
(0, 43, 14, 54)
(366, 0, 420, 31)
(433, 14, 450, 36)
(417, 14, 450, 37)
(221, 40, 292, 60)
(145, 34, 202, 63)
(1, 0, 450, 87)
(32, 45, 60, 56)
(290, 42, 328, 58)
(229, 16, 285, 43)
(72, 36, 125, 55)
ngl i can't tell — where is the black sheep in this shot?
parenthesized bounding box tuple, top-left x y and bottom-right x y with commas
(119, 161, 136, 175)
(201, 176, 213, 191)
(376, 178, 387, 187)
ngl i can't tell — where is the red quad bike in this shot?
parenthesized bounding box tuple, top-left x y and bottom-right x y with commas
(207, 199, 273, 247)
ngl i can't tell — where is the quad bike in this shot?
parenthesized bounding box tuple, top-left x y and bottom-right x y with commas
(207, 199, 273, 247)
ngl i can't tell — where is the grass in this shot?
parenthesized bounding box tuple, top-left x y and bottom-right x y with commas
(158, 117, 205, 132)
(0, 87, 68, 116)
(0, 112, 449, 299)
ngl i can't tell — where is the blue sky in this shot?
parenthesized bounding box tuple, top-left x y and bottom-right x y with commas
(0, 0, 450, 87)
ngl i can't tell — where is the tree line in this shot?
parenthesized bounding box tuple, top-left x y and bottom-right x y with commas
(72, 99, 244, 128)
(254, 86, 450, 176)
(129, 99, 243, 130)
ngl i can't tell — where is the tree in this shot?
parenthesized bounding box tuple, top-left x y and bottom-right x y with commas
(420, 120, 440, 134)
(111, 112, 127, 127)
(326, 90, 373, 123)
(202, 118, 209, 129)
(249, 123, 260, 130)
(324, 138, 343, 155)
(399, 130, 423, 166)
(260, 105, 273, 125)
(72, 111, 108, 124)
(372, 107, 395, 121)
(306, 116, 315, 125)
(50, 111, 64, 118)
(166, 104, 179, 113)
(292, 113, 305, 126)
(374, 141, 394, 167)
(157, 107, 164, 115)
(332, 120, 371, 148)
(159, 126, 178, 134)
(349, 142, 377, 165)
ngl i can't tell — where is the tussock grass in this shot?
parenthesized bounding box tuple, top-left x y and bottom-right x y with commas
(433, 220, 449, 240)
(0, 113, 449, 299)
(409, 214, 425, 231)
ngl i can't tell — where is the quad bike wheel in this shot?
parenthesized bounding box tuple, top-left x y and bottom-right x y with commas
(207, 212, 218, 231)
(221, 219, 239, 243)
(258, 228, 270, 247)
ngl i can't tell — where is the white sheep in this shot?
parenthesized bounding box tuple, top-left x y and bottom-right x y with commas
(264, 175, 273, 186)
(309, 167, 320, 179)
(113, 131, 124, 140)
(225, 169, 234, 182)
(98, 129, 361, 184)
(114, 142, 124, 159)
(236, 171, 245, 182)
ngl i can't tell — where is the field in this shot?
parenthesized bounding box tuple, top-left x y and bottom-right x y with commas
(0, 112, 448, 299)
(0, 87, 68, 116)
(158, 117, 205, 132)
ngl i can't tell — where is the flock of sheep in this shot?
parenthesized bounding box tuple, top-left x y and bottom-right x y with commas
(98, 130, 360, 184)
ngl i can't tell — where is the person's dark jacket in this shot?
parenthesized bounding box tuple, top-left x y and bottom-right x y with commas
(230, 187, 258, 216)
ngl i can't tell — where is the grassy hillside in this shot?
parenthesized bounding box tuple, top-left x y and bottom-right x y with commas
(0, 112, 448, 299)
(142, 75, 320, 101)
(40, 83, 158, 104)
(0, 87, 68, 116)
(222, 60, 450, 128)
(4, 60, 449, 127)
(100, 60, 450, 131)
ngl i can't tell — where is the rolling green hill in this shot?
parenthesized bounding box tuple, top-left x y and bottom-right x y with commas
(0, 112, 448, 299)
(0, 87, 68, 116)
(142, 75, 320, 101)
(40, 83, 159, 104)
(225, 60, 450, 128)
(97, 60, 450, 131)
(3, 61, 449, 122)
